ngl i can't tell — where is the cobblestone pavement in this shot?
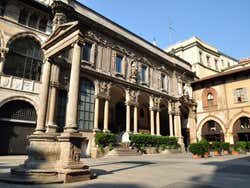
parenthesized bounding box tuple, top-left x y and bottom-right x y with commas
(0, 153, 250, 188)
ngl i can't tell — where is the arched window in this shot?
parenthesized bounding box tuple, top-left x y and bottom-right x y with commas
(77, 78, 95, 130)
(207, 93, 214, 106)
(4, 37, 43, 81)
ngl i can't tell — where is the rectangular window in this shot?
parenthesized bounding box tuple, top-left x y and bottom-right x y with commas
(214, 59, 218, 70)
(82, 42, 92, 62)
(141, 65, 147, 82)
(199, 51, 203, 64)
(115, 54, 123, 73)
(161, 74, 166, 90)
(18, 9, 29, 25)
(206, 56, 210, 67)
(234, 88, 248, 103)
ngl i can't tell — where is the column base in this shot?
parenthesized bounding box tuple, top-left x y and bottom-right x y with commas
(103, 129, 110, 133)
(177, 136, 185, 152)
(0, 133, 93, 184)
(46, 123, 58, 133)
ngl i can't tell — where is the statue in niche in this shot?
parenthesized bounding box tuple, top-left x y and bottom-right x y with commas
(130, 60, 138, 82)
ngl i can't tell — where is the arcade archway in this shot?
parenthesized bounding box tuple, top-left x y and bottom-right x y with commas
(0, 100, 37, 155)
(201, 120, 224, 142)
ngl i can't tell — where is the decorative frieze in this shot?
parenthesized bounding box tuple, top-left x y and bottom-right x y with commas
(94, 80, 111, 99)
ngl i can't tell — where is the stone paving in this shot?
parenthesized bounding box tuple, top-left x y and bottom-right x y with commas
(0, 153, 250, 188)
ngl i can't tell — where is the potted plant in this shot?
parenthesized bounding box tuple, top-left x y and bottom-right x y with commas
(221, 142, 230, 155)
(230, 144, 239, 155)
(211, 141, 221, 156)
(199, 139, 210, 157)
(235, 141, 247, 154)
(189, 143, 204, 158)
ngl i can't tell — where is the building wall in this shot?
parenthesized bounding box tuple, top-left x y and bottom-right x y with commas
(193, 75, 250, 144)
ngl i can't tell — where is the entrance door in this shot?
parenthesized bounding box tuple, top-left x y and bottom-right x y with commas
(113, 102, 126, 134)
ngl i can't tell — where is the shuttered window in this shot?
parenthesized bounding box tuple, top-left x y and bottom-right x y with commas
(233, 88, 248, 103)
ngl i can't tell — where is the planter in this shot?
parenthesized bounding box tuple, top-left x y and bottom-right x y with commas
(192, 154, 202, 159)
(231, 150, 239, 155)
(223, 150, 229, 155)
(203, 152, 209, 158)
(213, 150, 221, 156)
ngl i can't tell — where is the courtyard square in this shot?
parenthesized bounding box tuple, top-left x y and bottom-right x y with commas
(1, 153, 250, 188)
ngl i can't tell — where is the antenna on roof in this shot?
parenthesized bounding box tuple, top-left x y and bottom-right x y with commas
(168, 18, 175, 45)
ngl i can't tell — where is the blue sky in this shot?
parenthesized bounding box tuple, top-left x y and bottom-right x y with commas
(79, 0, 250, 59)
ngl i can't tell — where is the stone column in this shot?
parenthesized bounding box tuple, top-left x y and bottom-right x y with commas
(188, 108, 197, 143)
(156, 110, 160, 136)
(133, 105, 138, 134)
(64, 41, 81, 133)
(150, 109, 155, 135)
(174, 112, 182, 138)
(0, 48, 7, 73)
(93, 96, 100, 131)
(46, 64, 60, 133)
(103, 99, 109, 132)
(35, 59, 51, 134)
(126, 103, 131, 133)
(168, 102, 174, 136)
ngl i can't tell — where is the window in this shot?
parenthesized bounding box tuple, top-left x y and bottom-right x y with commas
(221, 59, 224, 67)
(115, 54, 123, 73)
(78, 78, 95, 130)
(82, 42, 92, 62)
(227, 61, 230, 68)
(206, 56, 210, 67)
(161, 74, 166, 90)
(199, 51, 203, 64)
(234, 88, 248, 103)
(4, 37, 42, 81)
(18, 8, 29, 25)
(0, 1, 6, 16)
(141, 65, 147, 83)
(28, 13, 39, 28)
(207, 93, 214, 106)
(214, 59, 218, 70)
(39, 17, 48, 32)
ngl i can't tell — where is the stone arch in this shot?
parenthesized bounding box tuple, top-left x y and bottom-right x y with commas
(138, 92, 150, 133)
(0, 99, 37, 155)
(228, 111, 250, 133)
(109, 84, 126, 133)
(0, 96, 38, 114)
(228, 112, 250, 143)
(6, 32, 42, 47)
(197, 116, 226, 141)
(159, 99, 169, 136)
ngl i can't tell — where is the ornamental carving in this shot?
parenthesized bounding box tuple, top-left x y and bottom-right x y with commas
(95, 80, 111, 98)
(126, 89, 139, 105)
(130, 60, 138, 82)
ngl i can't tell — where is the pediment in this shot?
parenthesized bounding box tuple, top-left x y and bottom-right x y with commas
(43, 21, 80, 49)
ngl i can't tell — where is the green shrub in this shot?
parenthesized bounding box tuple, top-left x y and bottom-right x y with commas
(235, 141, 247, 153)
(129, 134, 178, 150)
(221, 142, 230, 151)
(247, 142, 250, 150)
(189, 143, 204, 155)
(199, 139, 209, 152)
(211, 141, 222, 151)
(95, 132, 116, 149)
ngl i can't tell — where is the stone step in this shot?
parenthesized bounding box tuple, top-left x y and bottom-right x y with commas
(107, 147, 141, 157)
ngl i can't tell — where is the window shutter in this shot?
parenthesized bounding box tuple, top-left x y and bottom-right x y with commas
(233, 89, 237, 103)
(243, 88, 248, 102)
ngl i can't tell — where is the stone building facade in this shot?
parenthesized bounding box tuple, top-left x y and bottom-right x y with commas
(0, 0, 196, 156)
(192, 65, 250, 144)
(165, 36, 239, 78)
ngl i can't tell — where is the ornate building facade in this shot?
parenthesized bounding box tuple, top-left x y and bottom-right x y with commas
(0, 0, 196, 156)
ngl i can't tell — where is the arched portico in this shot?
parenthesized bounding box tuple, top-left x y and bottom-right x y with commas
(197, 116, 226, 142)
(0, 99, 37, 155)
